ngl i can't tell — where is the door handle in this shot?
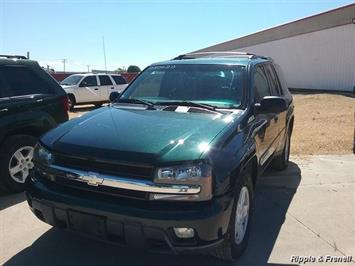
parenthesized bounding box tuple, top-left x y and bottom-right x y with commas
(94, 88, 99, 91)
(111, 87, 114, 90)
(274, 115, 279, 122)
(0, 108, 8, 112)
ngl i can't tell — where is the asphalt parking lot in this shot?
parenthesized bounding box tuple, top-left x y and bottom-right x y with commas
(1, 155, 354, 265)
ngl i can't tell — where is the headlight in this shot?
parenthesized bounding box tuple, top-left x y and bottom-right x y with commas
(33, 143, 54, 165)
(151, 162, 212, 201)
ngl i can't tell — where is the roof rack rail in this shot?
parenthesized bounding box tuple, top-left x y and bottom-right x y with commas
(173, 51, 269, 60)
(0, 54, 28, 60)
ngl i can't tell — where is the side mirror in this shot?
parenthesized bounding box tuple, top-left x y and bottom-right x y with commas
(79, 81, 87, 87)
(254, 96, 288, 114)
(109, 91, 120, 102)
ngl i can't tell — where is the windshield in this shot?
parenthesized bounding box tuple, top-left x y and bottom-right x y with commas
(121, 64, 245, 108)
(60, 75, 83, 86)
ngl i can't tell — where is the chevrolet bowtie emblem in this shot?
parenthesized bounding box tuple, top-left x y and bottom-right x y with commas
(80, 172, 104, 186)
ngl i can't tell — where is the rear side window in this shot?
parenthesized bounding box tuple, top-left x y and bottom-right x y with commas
(0, 72, 9, 98)
(265, 64, 282, 96)
(274, 64, 291, 97)
(254, 66, 270, 102)
(99, 75, 113, 86)
(80, 76, 97, 87)
(0, 66, 55, 97)
(111, 75, 127, 85)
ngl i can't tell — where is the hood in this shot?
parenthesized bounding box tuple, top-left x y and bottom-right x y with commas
(42, 106, 242, 164)
(61, 85, 75, 90)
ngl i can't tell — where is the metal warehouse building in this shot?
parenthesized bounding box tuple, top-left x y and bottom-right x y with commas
(195, 4, 355, 92)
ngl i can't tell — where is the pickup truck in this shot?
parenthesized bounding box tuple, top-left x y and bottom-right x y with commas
(27, 52, 294, 261)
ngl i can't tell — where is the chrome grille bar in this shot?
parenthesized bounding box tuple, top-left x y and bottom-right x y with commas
(46, 165, 201, 195)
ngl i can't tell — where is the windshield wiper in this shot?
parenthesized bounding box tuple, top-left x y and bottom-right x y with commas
(115, 98, 156, 109)
(156, 101, 223, 114)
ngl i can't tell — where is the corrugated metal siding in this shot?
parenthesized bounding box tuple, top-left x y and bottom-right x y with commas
(234, 24, 355, 91)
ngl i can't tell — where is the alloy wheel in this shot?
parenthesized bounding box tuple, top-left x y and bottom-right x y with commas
(8, 146, 34, 183)
(234, 186, 250, 244)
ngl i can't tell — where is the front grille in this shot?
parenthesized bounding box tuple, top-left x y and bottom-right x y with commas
(54, 176, 149, 200)
(54, 153, 154, 180)
(37, 169, 149, 200)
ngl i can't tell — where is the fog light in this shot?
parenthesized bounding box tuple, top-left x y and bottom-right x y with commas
(173, 227, 195, 238)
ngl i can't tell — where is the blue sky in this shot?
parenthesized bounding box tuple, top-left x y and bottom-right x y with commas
(0, 0, 353, 72)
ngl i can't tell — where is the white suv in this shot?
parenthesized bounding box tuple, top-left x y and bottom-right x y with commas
(60, 73, 128, 110)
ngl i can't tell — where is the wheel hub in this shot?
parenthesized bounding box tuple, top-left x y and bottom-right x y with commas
(234, 186, 250, 244)
(8, 146, 34, 184)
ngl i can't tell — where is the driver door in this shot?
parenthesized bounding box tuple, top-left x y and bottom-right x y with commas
(253, 65, 280, 166)
(78, 75, 100, 103)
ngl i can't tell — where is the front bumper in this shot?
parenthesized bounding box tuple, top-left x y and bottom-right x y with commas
(26, 179, 234, 254)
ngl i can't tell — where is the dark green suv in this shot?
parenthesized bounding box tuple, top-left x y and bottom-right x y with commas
(0, 55, 69, 192)
(27, 52, 294, 261)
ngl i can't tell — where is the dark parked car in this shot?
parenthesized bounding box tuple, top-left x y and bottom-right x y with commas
(27, 52, 294, 261)
(0, 55, 69, 192)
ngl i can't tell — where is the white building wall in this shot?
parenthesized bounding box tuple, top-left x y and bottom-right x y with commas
(234, 24, 355, 91)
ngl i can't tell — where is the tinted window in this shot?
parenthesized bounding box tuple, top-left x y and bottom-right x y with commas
(274, 64, 291, 97)
(265, 64, 281, 96)
(0, 72, 9, 98)
(121, 64, 245, 108)
(111, 75, 127, 85)
(99, 75, 113, 86)
(0, 66, 54, 97)
(254, 66, 270, 102)
(80, 76, 97, 87)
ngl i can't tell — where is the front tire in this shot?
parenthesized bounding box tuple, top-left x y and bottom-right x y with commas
(212, 171, 254, 261)
(67, 94, 76, 112)
(0, 135, 37, 192)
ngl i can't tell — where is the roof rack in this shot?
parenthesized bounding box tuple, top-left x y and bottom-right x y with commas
(173, 51, 269, 60)
(0, 54, 28, 60)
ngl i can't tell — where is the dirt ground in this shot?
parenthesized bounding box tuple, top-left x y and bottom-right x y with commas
(69, 93, 355, 155)
(291, 93, 354, 155)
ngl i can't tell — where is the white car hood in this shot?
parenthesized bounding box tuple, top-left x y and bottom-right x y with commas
(61, 85, 76, 91)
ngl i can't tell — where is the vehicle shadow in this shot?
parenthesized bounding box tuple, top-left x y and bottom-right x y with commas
(3, 161, 301, 266)
(290, 90, 355, 99)
(0, 191, 25, 211)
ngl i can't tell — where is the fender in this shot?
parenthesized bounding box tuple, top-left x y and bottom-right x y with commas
(0, 110, 58, 144)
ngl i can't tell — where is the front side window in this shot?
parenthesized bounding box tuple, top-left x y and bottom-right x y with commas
(60, 75, 83, 86)
(0, 66, 54, 97)
(80, 76, 97, 87)
(99, 75, 113, 86)
(254, 66, 271, 102)
(121, 64, 245, 108)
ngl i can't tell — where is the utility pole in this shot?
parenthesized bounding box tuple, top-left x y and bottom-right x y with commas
(62, 59, 66, 72)
(102, 36, 107, 73)
(86, 65, 90, 73)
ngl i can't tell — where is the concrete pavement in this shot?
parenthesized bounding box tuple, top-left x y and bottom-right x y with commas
(0, 155, 354, 265)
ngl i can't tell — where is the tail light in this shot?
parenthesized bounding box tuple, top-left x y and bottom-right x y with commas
(61, 96, 69, 113)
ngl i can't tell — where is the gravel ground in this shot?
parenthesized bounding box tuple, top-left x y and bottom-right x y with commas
(291, 93, 354, 155)
(69, 93, 355, 155)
